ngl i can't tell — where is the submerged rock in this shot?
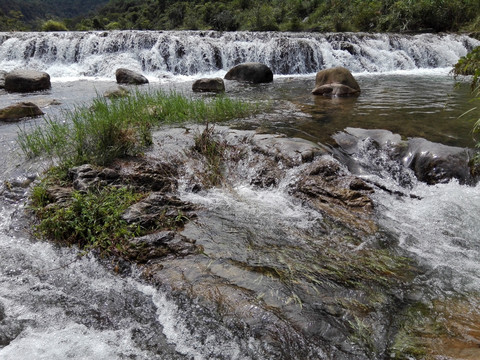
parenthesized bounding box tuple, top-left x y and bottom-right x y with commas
(0, 102, 44, 121)
(224, 62, 273, 83)
(127, 231, 201, 263)
(115, 68, 149, 85)
(104, 86, 130, 98)
(312, 67, 360, 97)
(5, 69, 51, 93)
(192, 77, 225, 93)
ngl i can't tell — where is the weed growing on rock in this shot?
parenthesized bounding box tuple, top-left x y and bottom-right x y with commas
(31, 182, 143, 255)
(193, 123, 226, 187)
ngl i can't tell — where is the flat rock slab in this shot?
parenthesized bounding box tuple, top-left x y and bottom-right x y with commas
(5, 70, 51, 93)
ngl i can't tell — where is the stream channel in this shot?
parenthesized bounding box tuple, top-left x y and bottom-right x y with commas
(0, 31, 480, 359)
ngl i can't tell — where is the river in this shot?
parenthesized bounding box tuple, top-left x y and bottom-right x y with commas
(0, 31, 480, 359)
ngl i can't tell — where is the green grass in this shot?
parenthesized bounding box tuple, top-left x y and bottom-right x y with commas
(193, 123, 226, 187)
(18, 89, 259, 167)
(31, 182, 143, 255)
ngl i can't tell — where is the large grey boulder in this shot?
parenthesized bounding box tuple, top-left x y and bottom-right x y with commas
(0, 102, 44, 121)
(333, 128, 479, 185)
(312, 67, 360, 97)
(115, 68, 149, 85)
(224, 62, 273, 84)
(4, 70, 51, 93)
(192, 78, 225, 93)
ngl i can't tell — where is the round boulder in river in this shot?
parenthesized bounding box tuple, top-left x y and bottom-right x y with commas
(192, 78, 225, 93)
(312, 67, 360, 97)
(4, 70, 51, 93)
(115, 68, 149, 85)
(224, 62, 273, 84)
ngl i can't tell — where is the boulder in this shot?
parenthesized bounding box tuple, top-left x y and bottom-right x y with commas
(224, 62, 273, 84)
(104, 86, 130, 98)
(0, 102, 44, 121)
(192, 78, 225, 93)
(0, 70, 7, 89)
(334, 128, 479, 185)
(400, 138, 477, 185)
(312, 67, 360, 97)
(115, 68, 149, 85)
(4, 70, 51, 93)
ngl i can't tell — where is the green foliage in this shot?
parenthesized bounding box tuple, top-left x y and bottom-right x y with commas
(3, 0, 480, 32)
(0, 0, 109, 30)
(41, 19, 68, 31)
(74, 0, 480, 33)
(453, 46, 480, 164)
(32, 182, 142, 255)
(453, 46, 480, 89)
(18, 90, 259, 168)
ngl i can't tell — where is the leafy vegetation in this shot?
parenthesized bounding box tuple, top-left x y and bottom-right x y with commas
(454, 46, 480, 89)
(31, 180, 143, 255)
(2, 0, 479, 32)
(453, 47, 480, 164)
(0, 0, 108, 31)
(41, 19, 68, 31)
(70, 0, 480, 32)
(18, 90, 258, 168)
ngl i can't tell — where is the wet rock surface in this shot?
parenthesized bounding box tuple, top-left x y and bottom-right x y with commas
(36, 125, 477, 359)
(334, 127, 479, 186)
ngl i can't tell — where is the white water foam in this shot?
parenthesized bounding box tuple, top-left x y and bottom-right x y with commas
(373, 180, 480, 293)
(0, 31, 477, 81)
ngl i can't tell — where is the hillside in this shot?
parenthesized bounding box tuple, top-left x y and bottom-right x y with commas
(0, 0, 479, 33)
(0, 0, 109, 31)
(75, 0, 480, 33)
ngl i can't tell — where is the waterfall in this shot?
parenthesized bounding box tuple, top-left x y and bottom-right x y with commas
(0, 31, 478, 79)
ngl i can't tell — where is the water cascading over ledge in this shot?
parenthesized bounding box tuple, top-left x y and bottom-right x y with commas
(0, 31, 478, 78)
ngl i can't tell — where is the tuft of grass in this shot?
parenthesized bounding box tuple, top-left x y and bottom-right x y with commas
(31, 182, 143, 255)
(18, 90, 260, 167)
(193, 123, 226, 187)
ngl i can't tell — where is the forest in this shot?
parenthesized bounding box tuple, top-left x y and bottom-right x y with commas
(1, 0, 479, 33)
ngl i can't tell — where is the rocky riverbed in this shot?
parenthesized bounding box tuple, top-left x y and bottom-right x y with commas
(14, 122, 479, 359)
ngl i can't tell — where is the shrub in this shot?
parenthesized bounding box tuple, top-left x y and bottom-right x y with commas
(41, 20, 68, 31)
(32, 183, 143, 255)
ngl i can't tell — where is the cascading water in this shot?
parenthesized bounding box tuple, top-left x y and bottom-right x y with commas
(0, 31, 477, 79)
(1, 30, 480, 359)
